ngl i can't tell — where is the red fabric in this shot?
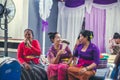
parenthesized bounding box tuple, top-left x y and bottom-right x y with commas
(17, 40, 41, 64)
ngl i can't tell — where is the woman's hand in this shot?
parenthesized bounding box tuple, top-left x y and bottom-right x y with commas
(57, 49, 66, 56)
(23, 62, 31, 70)
(24, 38, 32, 48)
(72, 63, 77, 67)
(72, 57, 78, 66)
(62, 61, 68, 64)
(26, 40, 32, 47)
(79, 67, 87, 74)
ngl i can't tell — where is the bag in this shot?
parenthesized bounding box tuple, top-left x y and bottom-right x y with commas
(0, 57, 21, 80)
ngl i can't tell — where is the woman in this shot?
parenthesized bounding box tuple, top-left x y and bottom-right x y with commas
(109, 32, 120, 55)
(47, 32, 72, 80)
(68, 30, 100, 80)
(113, 32, 120, 66)
(17, 29, 48, 80)
(110, 32, 120, 79)
(72, 35, 81, 66)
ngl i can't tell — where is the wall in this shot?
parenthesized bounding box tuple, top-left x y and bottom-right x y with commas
(28, 0, 58, 54)
(0, 0, 58, 55)
(0, 0, 28, 39)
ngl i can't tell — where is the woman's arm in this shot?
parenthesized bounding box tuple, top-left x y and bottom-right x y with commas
(66, 46, 73, 65)
(72, 57, 78, 66)
(17, 43, 25, 64)
(67, 57, 73, 65)
(73, 46, 79, 66)
(29, 40, 42, 56)
(79, 63, 97, 74)
(85, 63, 97, 70)
(48, 50, 65, 64)
(87, 45, 100, 70)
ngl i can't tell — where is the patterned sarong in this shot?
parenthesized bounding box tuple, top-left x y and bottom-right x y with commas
(20, 63, 48, 80)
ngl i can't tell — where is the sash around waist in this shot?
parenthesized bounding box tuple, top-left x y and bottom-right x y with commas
(23, 55, 40, 59)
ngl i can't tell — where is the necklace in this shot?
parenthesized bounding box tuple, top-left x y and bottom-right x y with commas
(54, 44, 60, 51)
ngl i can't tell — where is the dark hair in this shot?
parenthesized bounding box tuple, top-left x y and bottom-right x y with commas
(113, 32, 120, 39)
(77, 35, 80, 39)
(62, 39, 70, 45)
(48, 32, 58, 43)
(80, 30, 94, 41)
(24, 29, 34, 38)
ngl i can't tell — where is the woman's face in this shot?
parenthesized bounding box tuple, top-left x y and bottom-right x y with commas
(79, 34, 87, 44)
(24, 30, 33, 40)
(114, 39, 120, 44)
(53, 34, 61, 44)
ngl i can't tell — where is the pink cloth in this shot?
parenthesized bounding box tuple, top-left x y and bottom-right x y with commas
(77, 58, 93, 67)
(47, 63, 69, 80)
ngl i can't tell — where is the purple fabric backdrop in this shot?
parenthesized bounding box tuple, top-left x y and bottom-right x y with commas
(65, 0, 85, 7)
(93, 0, 117, 4)
(65, 0, 117, 8)
(85, 7, 106, 53)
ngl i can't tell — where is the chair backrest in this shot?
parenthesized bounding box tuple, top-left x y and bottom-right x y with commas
(104, 63, 115, 79)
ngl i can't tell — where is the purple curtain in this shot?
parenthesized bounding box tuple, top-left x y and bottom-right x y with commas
(93, 0, 117, 4)
(65, 0, 84, 7)
(85, 7, 106, 53)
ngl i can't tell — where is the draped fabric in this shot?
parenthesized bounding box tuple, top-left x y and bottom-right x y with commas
(57, 0, 120, 53)
(57, 2, 85, 50)
(65, 0, 85, 7)
(39, 0, 53, 29)
(8, 0, 28, 39)
(85, 7, 106, 53)
(93, 0, 117, 4)
(105, 5, 120, 53)
(39, 0, 53, 21)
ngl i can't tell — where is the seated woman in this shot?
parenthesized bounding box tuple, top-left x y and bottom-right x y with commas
(109, 32, 120, 55)
(17, 29, 48, 80)
(72, 35, 81, 66)
(110, 32, 120, 79)
(67, 30, 100, 80)
(47, 32, 73, 80)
